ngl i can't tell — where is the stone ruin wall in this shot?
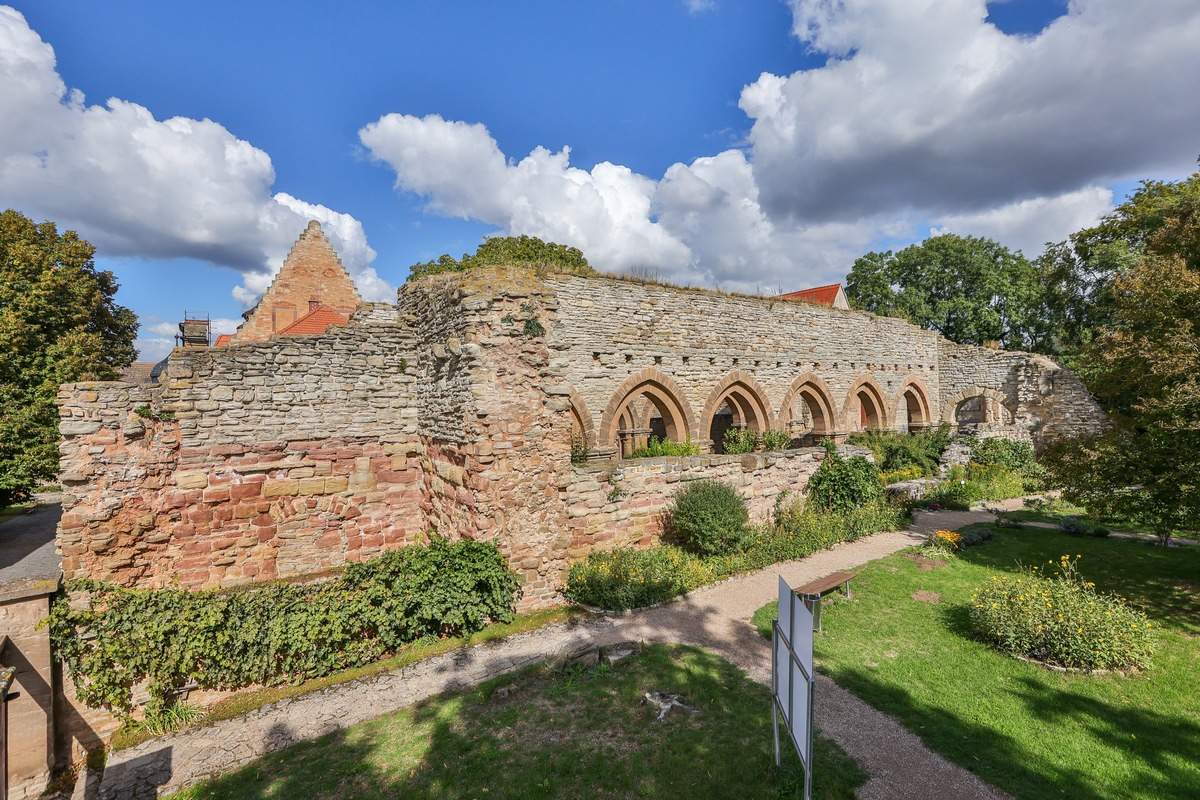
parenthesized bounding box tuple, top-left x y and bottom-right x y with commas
(57, 307, 426, 589)
(566, 448, 835, 558)
(57, 267, 1107, 610)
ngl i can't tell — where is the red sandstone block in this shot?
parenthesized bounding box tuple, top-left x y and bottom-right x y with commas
(252, 441, 286, 454)
(179, 447, 211, 460)
(188, 508, 213, 524)
(203, 488, 231, 503)
(208, 472, 234, 485)
(212, 444, 248, 456)
(60, 513, 86, 530)
(344, 507, 362, 520)
(251, 513, 273, 527)
(256, 526, 277, 540)
(233, 504, 258, 520)
(230, 482, 262, 500)
(336, 449, 363, 460)
(306, 448, 340, 459)
(213, 507, 233, 522)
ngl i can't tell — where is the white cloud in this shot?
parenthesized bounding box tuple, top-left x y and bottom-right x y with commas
(684, 0, 718, 14)
(746, 0, 1200, 222)
(0, 7, 392, 308)
(363, 1, 1199, 293)
(931, 185, 1114, 256)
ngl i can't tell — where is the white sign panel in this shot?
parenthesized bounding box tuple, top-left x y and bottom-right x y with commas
(773, 576, 816, 800)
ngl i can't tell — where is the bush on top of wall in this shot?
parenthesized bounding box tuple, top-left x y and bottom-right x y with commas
(45, 536, 521, 722)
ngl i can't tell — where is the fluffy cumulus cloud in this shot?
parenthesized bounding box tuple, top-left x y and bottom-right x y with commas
(362, 0, 1200, 290)
(0, 7, 392, 306)
(746, 0, 1200, 222)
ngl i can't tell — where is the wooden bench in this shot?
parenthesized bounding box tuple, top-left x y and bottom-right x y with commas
(794, 571, 854, 633)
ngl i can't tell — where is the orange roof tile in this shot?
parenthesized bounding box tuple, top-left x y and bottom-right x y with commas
(213, 334, 232, 347)
(779, 283, 843, 307)
(277, 305, 351, 336)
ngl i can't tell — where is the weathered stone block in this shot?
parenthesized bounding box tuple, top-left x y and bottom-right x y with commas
(263, 479, 300, 498)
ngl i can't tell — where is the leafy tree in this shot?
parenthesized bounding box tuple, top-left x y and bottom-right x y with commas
(0, 209, 137, 506)
(1045, 169, 1200, 543)
(408, 234, 594, 280)
(1029, 176, 1200, 364)
(845, 233, 1041, 350)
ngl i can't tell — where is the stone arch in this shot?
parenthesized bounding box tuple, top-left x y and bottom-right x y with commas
(699, 371, 775, 452)
(941, 386, 1013, 426)
(843, 375, 890, 431)
(894, 375, 933, 433)
(599, 368, 698, 456)
(564, 385, 595, 449)
(778, 372, 837, 445)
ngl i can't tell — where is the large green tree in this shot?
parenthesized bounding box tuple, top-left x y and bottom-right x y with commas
(0, 210, 137, 505)
(1045, 170, 1200, 542)
(845, 233, 1041, 350)
(408, 234, 594, 281)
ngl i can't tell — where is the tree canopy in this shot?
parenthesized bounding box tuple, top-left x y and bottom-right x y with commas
(844, 233, 1041, 350)
(1044, 170, 1200, 541)
(408, 234, 594, 281)
(0, 209, 137, 505)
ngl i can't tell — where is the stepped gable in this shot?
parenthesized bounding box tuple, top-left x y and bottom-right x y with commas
(231, 220, 362, 343)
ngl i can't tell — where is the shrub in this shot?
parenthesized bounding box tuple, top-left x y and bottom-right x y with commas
(722, 427, 757, 454)
(1059, 516, 1112, 537)
(880, 465, 925, 484)
(629, 436, 701, 458)
(564, 546, 714, 611)
(722, 428, 793, 454)
(667, 479, 750, 555)
(46, 536, 521, 719)
(969, 555, 1156, 670)
(759, 429, 793, 451)
(971, 437, 1047, 491)
(570, 434, 589, 465)
(807, 440, 884, 514)
(847, 425, 951, 477)
(565, 501, 906, 611)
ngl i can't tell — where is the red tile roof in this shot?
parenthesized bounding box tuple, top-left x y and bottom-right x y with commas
(213, 334, 232, 347)
(277, 305, 352, 336)
(779, 283, 843, 307)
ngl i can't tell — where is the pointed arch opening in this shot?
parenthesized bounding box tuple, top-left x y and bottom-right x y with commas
(599, 369, 697, 458)
(779, 373, 837, 446)
(700, 372, 774, 454)
(844, 376, 890, 432)
(895, 376, 932, 433)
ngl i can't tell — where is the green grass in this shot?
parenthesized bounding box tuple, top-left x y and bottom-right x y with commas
(756, 525, 1200, 800)
(112, 607, 583, 751)
(1004, 502, 1200, 540)
(167, 645, 866, 800)
(0, 500, 35, 524)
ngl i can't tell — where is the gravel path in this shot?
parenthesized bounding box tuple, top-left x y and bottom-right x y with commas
(93, 509, 1013, 800)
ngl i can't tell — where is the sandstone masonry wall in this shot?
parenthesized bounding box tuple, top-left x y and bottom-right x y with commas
(57, 318, 425, 588)
(565, 447, 831, 558)
(57, 268, 1104, 598)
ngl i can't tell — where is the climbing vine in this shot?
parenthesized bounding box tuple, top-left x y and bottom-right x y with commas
(45, 536, 521, 721)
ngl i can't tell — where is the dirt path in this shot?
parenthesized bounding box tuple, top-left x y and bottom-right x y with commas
(598, 509, 1013, 800)
(95, 508, 1013, 800)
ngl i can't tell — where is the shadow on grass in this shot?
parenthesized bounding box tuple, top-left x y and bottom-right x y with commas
(826, 663, 1200, 800)
(173, 645, 859, 800)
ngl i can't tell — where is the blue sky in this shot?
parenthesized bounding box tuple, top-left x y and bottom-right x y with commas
(2, 1, 1198, 360)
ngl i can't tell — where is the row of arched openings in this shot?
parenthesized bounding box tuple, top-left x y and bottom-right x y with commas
(568, 369, 978, 459)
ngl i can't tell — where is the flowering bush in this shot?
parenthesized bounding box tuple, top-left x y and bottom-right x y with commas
(969, 555, 1156, 670)
(564, 546, 714, 611)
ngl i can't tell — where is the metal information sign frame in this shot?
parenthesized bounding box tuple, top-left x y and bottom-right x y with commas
(772, 576, 816, 800)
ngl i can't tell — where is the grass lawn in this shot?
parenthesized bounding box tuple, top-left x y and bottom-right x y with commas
(754, 525, 1200, 800)
(168, 644, 866, 800)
